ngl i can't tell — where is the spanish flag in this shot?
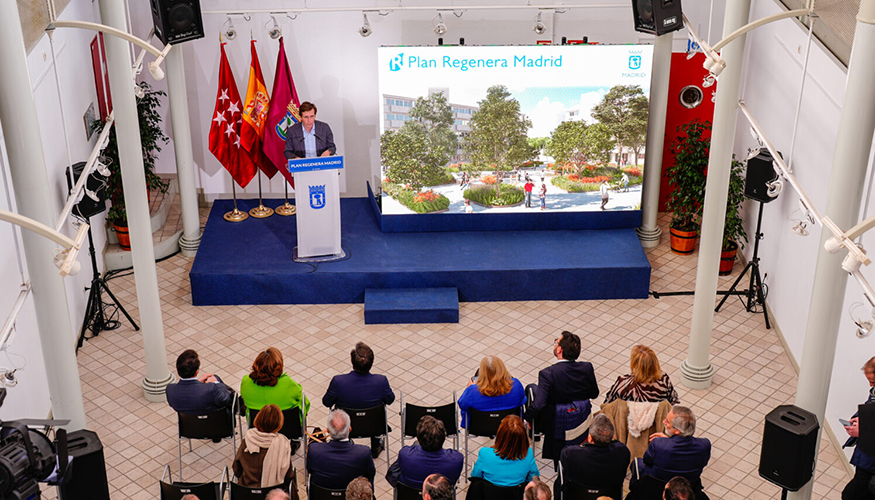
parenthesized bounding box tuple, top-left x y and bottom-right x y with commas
(241, 39, 277, 177)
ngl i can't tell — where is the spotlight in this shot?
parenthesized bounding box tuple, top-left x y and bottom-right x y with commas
(433, 13, 447, 36)
(843, 246, 866, 274)
(359, 12, 372, 37)
(766, 178, 783, 198)
(95, 157, 111, 177)
(851, 303, 875, 338)
(147, 61, 164, 81)
(792, 220, 810, 236)
(267, 16, 282, 39)
(85, 188, 100, 203)
(223, 17, 237, 41)
(533, 12, 546, 35)
(133, 83, 146, 99)
(702, 75, 716, 88)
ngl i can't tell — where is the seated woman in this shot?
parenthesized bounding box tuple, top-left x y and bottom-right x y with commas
(603, 345, 680, 405)
(233, 404, 295, 487)
(470, 415, 539, 487)
(458, 356, 526, 428)
(240, 347, 310, 426)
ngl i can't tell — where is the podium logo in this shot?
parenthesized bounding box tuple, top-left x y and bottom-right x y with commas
(629, 55, 642, 70)
(389, 53, 404, 72)
(309, 185, 326, 209)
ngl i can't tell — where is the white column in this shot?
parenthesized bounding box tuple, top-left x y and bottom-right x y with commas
(98, 0, 174, 401)
(0, 1, 87, 429)
(165, 47, 202, 257)
(680, 0, 752, 389)
(637, 32, 673, 248)
(789, 1, 875, 498)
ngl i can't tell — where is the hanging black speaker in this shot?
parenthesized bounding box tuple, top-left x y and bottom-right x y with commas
(632, 0, 685, 36)
(150, 0, 204, 45)
(758, 405, 819, 491)
(745, 150, 781, 203)
(66, 162, 107, 219)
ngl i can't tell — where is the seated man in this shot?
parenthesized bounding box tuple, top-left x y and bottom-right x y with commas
(664, 477, 695, 500)
(422, 474, 453, 500)
(386, 416, 463, 488)
(166, 349, 234, 415)
(323, 341, 395, 457)
(307, 410, 376, 490)
(524, 477, 552, 500)
(632, 405, 711, 485)
(345, 476, 373, 500)
(556, 414, 630, 499)
(265, 490, 291, 500)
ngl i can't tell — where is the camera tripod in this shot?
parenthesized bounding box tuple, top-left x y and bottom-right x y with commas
(76, 220, 139, 352)
(714, 200, 771, 329)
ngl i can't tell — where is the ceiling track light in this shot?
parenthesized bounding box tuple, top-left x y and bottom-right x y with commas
(266, 15, 281, 39)
(533, 12, 547, 35)
(223, 17, 237, 41)
(851, 303, 875, 338)
(359, 12, 372, 37)
(433, 13, 447, 36)
(133, 83, 145, 99)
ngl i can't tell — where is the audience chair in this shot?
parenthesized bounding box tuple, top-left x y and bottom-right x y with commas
(177, 392, 239, 481)
(159, 464, 225, 500)
(524, 386, 545, 454)
(625, 474, 710, 500)
(463, 406, 523, 479)
(464, 477, 524, 500)
(399, 390, 460, 450)
(307, 476, 347, 500)
(228, 466, 296, 500)
(394, 481, 423, 500)
(558, 462, 619, 500)
(248, 402, 307, 458)
(337, 403, 391, 466)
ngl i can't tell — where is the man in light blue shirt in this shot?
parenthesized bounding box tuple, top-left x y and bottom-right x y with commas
(283, 101, 336, 160)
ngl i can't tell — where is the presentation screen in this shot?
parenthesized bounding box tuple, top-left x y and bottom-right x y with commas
(377, 44, 653, 215)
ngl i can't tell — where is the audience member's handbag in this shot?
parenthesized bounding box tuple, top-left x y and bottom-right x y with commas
(306, 426, 329, 449)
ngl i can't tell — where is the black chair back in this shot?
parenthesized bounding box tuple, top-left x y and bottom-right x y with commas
(178, 409, 234, 440)
(309, 482, 346, 500)
(249, 407, 304, 442)
(464, 477, 524, 500)
(467, 407, 522, 438)
(159, 480, 221, 500)
(229, 480, 291, 500)
(395, 481, 423, 500)
(564, 482, 618, 500)
(341, 405, 387, 439)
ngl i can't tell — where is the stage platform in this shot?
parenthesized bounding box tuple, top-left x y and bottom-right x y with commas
(189, 198, 651, 305)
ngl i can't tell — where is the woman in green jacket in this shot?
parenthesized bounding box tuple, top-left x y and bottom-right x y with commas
(240, 347, 310, 429)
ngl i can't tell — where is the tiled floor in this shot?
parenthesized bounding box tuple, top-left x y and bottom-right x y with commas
(47, 209, 851, 499)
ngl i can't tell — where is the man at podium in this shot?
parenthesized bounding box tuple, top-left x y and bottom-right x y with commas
(283, 101, 336, 159)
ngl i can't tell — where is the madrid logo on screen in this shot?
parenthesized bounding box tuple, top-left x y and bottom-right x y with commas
(389, 53, 404, 71)
(309, 185, 326, 209)
(628, 55, 642, 70)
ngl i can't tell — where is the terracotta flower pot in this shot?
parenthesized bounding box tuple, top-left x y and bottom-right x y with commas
(719, 241, 739, 275)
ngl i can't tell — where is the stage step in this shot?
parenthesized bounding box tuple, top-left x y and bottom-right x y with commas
(364, 288, 460, 324)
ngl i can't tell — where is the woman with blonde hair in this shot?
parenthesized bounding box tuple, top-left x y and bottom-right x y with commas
(470, 415, 539, 486)
(240, 347, 310, 427)
(603, 345, 679, 404)
(233, 404, 295, 487)
(458, 356, 526, 428)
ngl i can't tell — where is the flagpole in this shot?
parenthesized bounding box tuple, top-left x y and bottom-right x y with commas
(276, 180, 296, 216)
(224, 179, 248, 222)
(249, 169, 273, 218)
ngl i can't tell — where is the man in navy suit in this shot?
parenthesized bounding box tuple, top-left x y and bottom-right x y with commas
(632, 405, 711, 486)
(524, 330, 599, 463)
(323, 341, 395, 457)
(556, 414, 630, 499)
(386, 416, 463, 489)
(165, 349, 234, 415)
(283, 101, 336, 160)
(307, 410, 376, 490)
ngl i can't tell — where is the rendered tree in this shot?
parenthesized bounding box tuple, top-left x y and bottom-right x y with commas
(462, 85, 533, 181)
(380, 92, 457, 191)
(591, 85, 649, 166)
(527, 137, 551, 160)
(626, 94, 650, 166)
(547, 121, 613, 177)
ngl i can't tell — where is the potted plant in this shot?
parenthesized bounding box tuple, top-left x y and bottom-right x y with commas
(720, 158, 748, 275)
(92, 82, 169, 250)
(665, 120, 709, 255)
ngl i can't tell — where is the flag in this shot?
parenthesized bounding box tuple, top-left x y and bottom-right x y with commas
(209, 43, 257, 188)
(241, 39, 277, 178)
(263, 37, 301, 188)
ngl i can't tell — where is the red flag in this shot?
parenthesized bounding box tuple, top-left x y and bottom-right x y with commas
(209, 43, 257, 188)
(263, 37, 301, 187)
(241, 40, 277, 178)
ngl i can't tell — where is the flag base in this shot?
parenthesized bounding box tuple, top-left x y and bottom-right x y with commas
(224, 209, 249, 222)
(275, 203, 296, 216)
(249, 204, 274, 218)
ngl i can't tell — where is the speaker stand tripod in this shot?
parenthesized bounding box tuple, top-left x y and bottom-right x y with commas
(714, 200, 771, 329)
(76, 221, 139, 352)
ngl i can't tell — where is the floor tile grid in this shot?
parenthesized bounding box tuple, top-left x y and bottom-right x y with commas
(42, 211, 850, 499)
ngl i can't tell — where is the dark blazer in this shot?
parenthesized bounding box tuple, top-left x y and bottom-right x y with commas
(386, 444, 464, 488)
(557, 440, 630, 499)
(322, 371, 395, 410)
(641, 434, 711, 482)
(283, 120, 336, 159)
(524, 360, 599, 460)
(306, 439, 375, 489)
(166, 377, 233, 415)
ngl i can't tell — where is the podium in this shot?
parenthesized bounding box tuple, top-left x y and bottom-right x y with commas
(288, 156, 346, 262)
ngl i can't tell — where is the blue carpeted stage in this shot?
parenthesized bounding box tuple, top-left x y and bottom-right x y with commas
(189, 198, 651, 305)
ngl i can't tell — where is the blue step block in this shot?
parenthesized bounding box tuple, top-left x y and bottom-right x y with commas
(364, 288, 460, 324)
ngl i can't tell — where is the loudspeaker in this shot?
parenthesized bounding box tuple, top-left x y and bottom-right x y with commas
(66, 161, 107, 219)
(745, 150, 781, 203)
(759, 405, 819, 491)
(57, 430, 110, 500)
(632, 0, 685, 36)
(150, 0, 204, 45)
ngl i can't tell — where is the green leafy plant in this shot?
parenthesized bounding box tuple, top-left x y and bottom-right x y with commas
(463, 184, 524, 206)
(665, 120, 710, 232)
(382, 183, 450, 213)
(92, 82, 169, 225)
(723, 157, 748, 250)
